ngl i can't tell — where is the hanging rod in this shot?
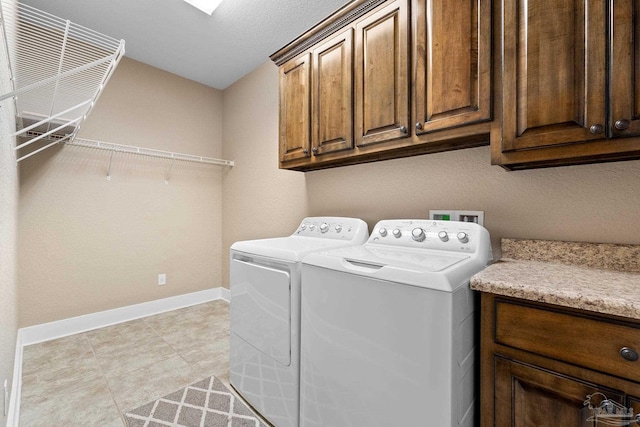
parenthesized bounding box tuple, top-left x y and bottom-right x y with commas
(66, 137, 235, 167)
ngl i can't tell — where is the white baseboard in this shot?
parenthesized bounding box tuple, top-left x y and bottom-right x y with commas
(20, 287, 229, 346)
(6, 330, 23, 427)
(8, 287, 230, 427)
(220, 286, 230, 301)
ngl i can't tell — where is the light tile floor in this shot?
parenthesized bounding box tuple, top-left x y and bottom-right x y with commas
(19, 300, 231, 426)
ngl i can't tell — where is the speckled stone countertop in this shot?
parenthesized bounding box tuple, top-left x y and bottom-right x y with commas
(470, 238, 640, 319)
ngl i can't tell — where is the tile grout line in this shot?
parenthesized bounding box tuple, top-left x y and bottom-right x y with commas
(142, 307, 210, 387)
(19, 299, 232, 426)
(82, 330, 128, 426)
(99, 318, 183, 417)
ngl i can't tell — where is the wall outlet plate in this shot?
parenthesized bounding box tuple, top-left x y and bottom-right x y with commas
(429, 210, 485, 226)
(158, 274, 167, 286)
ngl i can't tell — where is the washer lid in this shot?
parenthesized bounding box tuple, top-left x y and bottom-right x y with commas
(302, 245, 481, 292)
(308, 245, 468, 272)
(231, 235, 365, 262)
(360, 246, 468, 272)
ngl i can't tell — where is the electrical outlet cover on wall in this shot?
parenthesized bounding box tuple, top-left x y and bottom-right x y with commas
(158, 274, 167, 285)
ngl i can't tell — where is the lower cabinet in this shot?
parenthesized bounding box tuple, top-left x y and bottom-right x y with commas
(481, 294, 640, 427)
(495, 357, 625, 427)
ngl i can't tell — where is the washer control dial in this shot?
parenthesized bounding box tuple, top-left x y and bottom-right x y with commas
(320, 223, 329, 233)
(309, 224, 316, 231)
(411, 228, 426, 242)
(438, 231, 449, 242)
(301, 223, 308, 231)
(392, 228, 402, 238)
(457, 232, 469, 243)
(379, 228, 388, 237)
(335, 224, 342, 233)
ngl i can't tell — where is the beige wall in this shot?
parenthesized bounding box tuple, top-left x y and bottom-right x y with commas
(222, 61, 308, 256)
(16, 55, 640, 326)
(0, 20, 18, 425)
(18, 58, 224, 327)
(221, 61, 640, 286)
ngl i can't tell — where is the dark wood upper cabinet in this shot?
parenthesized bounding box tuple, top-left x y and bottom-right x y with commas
(413, 0, 491, 135)
(279, 53, 312, 163)
(493, 0, 640, 169)
(312, 29, 354, 156)
(502, 0, 607, 151)
(271, 0, 490, 171)
(355, 0, 409, 147)
(610, 0, 640, 138)
(274, 0, 640, 171)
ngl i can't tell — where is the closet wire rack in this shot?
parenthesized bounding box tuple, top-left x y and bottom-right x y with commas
(0, 0, 124, 162)
(67, 137, 234, 182)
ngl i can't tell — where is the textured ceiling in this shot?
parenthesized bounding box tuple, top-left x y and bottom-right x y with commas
(20, 0, 351, 89)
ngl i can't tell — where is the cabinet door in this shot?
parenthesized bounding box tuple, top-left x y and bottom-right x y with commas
(501, 0, 607, 152)
(495, 357, 625, 427)
(312, 29, 354, 156)
(279, 53, 312, 163)
(413, 0, 491, 135)
(611, 0, 640, 137)
(355, 0, 409, 147)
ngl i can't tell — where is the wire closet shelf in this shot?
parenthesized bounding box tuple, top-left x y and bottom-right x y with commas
(68, 138, 234, 182)
(0, 0, 124, 162)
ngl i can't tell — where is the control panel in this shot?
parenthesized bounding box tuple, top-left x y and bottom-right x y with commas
(368, 219, 490, 254)
(294, 217, 369, 241)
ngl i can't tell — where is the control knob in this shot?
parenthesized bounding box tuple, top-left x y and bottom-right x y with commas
(457, 232, 469, 243)
(438, 231, 449, 242)
(335, 224, 342, 233)
(320, 223, 329, 233)
(309, 224, 316, 231)
(378, 228, 388, 237)
(301, 223, 308, 231)
(412, 228, 426, 242)
(392, 228, 402, 238)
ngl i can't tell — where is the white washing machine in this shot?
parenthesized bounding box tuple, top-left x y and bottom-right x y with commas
(230, 217, 369, 427)
(300, 219, 492, 427)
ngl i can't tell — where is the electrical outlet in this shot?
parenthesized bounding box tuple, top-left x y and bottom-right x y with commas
(158, 274, 167, 286)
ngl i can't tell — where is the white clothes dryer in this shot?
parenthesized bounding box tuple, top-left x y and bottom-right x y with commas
(230, 217, 369, 427)
(300, 219, 492, 427)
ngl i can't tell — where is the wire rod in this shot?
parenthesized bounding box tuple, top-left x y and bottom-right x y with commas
(67, 138, 235, 168)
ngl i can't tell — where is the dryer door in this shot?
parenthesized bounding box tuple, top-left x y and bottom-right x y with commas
(230, 258, 291, 366)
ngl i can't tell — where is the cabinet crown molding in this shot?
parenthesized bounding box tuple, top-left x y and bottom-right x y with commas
(270, 0, 387, 66)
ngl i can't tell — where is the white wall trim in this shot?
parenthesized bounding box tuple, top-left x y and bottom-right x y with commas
(6, 330, 23, 427)
(20, 287, 228, 346)
(8, 287, 229, 426)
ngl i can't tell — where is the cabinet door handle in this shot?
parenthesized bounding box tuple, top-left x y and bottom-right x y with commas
(303, 149, 309, 155)
(620, 346, 639, 362)
(415, 122, 423, 130)
(615, 119, 630, 131)
(589, 124, 604, 134)
(312, 147, 318, 155)
(400, 126, 407, 134)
